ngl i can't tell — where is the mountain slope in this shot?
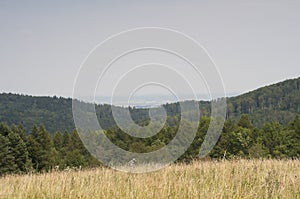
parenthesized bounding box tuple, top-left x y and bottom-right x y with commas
(226, 77, 300, 126)
(0, 94, 75, 133)
(0, 77, 299, 133)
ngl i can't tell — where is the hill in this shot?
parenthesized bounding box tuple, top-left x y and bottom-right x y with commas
(226, 77, 300, 126)
(0, 94, 75, 133)
(0, 77, 299, 133)
(0, 94, 151, 133)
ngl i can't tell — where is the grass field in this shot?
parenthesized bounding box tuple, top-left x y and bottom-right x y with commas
(1, 159, 300, 199)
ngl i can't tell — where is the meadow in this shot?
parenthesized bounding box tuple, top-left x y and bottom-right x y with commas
(1, 159, 300, 199)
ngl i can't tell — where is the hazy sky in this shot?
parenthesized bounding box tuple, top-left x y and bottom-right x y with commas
(1, 1, 300, 98)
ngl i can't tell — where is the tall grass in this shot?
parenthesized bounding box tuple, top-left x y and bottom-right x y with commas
(1, 159, 299, 199)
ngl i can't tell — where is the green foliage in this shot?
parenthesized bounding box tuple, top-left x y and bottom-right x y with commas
(0, 77, 300, 174)
(7, 131, 31, 172)
(27, 125, 54, 171)
(0, 114, 300, 175)
(0, 123, 31, 175)
(237, 115, 253, 129)
(227, 77, 300, 126)
(0, 123, 101, 175)
(0, 134, 16, 175)
(0, 77, 299, 133)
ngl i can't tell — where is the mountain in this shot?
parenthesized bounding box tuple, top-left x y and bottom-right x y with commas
(0, 77, 299, 133)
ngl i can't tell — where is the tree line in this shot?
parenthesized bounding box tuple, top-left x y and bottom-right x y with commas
(1, 114, 300, 176)
(0, 123, 100, 175)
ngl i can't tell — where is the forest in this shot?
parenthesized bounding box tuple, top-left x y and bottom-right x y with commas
(0, 77, 299, 133)
(0, 77, 300, 175)
(1, 113, 300, 175)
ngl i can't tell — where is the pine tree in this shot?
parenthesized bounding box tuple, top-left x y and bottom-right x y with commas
(53, 131, 63, 151)
(27, 125, 55, 171)
(0, 134, 16, 175)
(7, 131, 31, 172)
(11, 125, 28, 143)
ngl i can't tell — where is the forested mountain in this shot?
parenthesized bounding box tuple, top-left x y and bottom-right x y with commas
(0, 77, 299, 133)
(0, 77, 300, 175)
(0, 94, 158, 133)
(226, 77, 300, 126)
(0, 94, 75, 133)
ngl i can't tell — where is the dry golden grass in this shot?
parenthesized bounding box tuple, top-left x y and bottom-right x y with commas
(1, 159, 300, 199)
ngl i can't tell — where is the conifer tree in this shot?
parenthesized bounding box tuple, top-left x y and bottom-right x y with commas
(7, 131, 31, 172)
(0, 134, 16, 175)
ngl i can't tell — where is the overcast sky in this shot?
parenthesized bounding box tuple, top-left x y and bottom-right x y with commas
(1, 1, 300, 99)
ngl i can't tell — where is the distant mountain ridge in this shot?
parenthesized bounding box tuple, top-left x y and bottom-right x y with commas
(0, 77, 299, 133)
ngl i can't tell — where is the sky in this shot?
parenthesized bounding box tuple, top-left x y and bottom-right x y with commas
(1, 1, 300, 100)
